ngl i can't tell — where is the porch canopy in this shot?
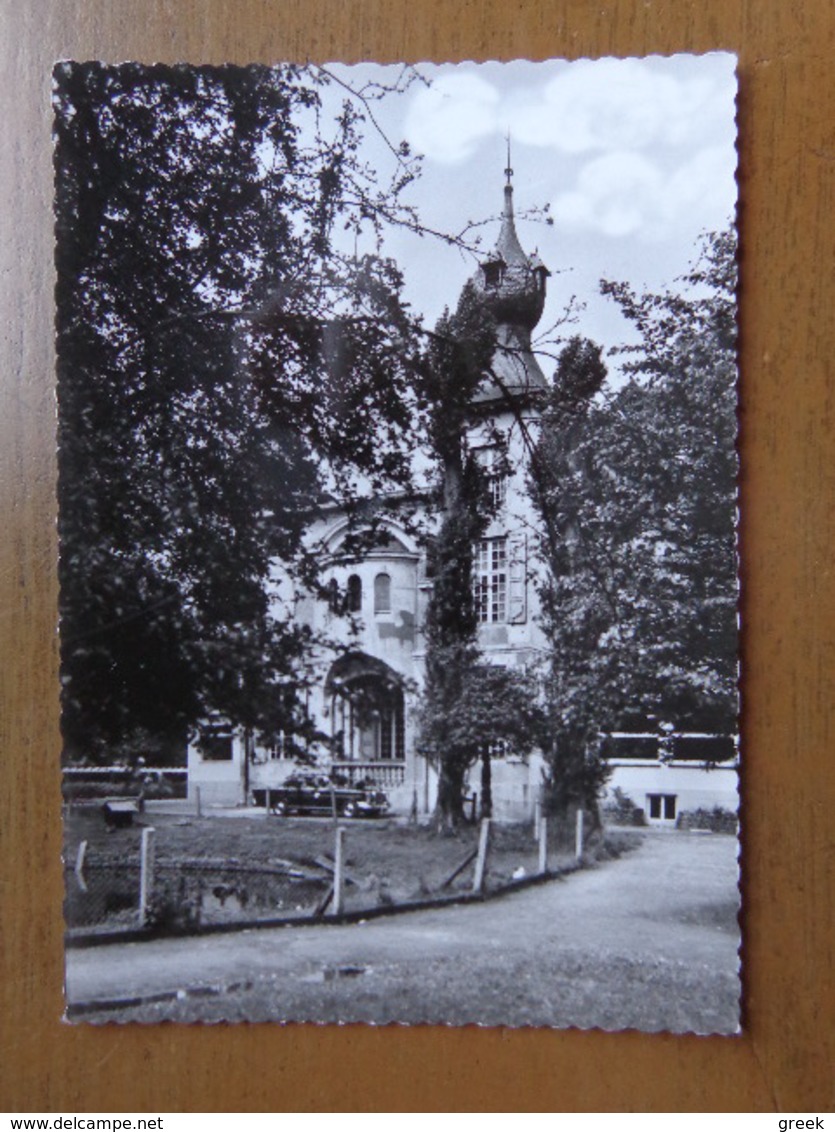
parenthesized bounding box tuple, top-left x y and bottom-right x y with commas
(324, 650, 403, 696)
(325, 651, 405, 765)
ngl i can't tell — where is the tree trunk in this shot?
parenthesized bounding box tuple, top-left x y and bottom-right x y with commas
(480, 744, 492, 819)
(242, 727, 252, 805)
(442, 448, 463, 512)
(586, 795, 603, 836)
(436, 761, 467, 831)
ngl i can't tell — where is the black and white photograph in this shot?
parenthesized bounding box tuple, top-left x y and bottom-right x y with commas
(55, 55, 740, 1031)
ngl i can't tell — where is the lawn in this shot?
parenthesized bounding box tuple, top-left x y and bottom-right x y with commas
(77, 948, 738, 1032)
(66, 827, 739, 1033)
(63, 806, 640, 931)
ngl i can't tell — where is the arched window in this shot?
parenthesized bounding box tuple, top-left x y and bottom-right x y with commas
(346, 574, 362, 613)
(374, 572, 391, 614)
(327, 578, 340, 613)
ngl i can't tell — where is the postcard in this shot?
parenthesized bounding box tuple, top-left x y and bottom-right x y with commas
(55, 55, 740, 1030)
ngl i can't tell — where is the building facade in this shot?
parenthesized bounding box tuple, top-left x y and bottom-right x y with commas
(188, 166, 554, 818)
(187, 165, 739, 826)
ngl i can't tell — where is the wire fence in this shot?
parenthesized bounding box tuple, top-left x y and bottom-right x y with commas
(63, 811, 333, 934)
(64, 856, 332, 933)
(64, 858, 143, 930)
(63, 802, 592, 938)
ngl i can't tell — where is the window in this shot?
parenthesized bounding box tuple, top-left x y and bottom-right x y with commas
(482, 260, 504, 288)
(647, 794, 677, 821)
(374, 572, 391, 614)
(475, 445, 507, 510)
(346, 574, 362, 613)
(488, 471, 507, 509)
(327, 578, 341, 613)
(474, 536, 507, 623)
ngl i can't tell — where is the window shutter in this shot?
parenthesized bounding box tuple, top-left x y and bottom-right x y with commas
(507, 533, 527, 624)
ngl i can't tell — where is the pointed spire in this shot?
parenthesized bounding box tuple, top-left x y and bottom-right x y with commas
(469, 144, 550, 403)
(496, 138, 526, 266)
(502, 133, 515, 222)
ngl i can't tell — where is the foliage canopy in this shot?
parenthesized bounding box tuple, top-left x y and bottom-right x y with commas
(531, 231, 738, 813)
(54, 63, 424, 760)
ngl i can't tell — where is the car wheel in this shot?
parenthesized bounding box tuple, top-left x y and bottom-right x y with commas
(343, 802, 356, 818)
(271, 800, 287, 817)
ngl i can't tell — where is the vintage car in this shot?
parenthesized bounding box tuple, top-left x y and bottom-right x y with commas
(252, 773, 390, 818)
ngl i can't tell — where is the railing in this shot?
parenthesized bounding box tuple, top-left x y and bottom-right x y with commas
(330, 761, 407, 788)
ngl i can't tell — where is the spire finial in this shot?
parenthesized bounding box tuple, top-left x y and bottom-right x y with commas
(504, 133, 513, 186)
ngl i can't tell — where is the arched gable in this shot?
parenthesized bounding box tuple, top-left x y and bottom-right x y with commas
(321, 516, 420, 558)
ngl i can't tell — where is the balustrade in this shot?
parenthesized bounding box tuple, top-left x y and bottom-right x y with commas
(330, 761, 406, 788)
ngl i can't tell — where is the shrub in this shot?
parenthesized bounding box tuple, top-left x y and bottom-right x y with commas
(602, 787, 647, 827)
(62, 774, 179, 802)
(676, 806, 738, 834)
(145, 876, 202, 934)
(594, 829, 643, 860)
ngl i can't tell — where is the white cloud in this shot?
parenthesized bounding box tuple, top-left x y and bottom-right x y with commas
(552, 145, 736, 240)
(400, 57, 736, 245)
(405, 56, 735, 163)
(665, 144, 738, 224)
(404, 73, 499, 163)
(511, 59, 670, 154)
(553, 152, 662, 238)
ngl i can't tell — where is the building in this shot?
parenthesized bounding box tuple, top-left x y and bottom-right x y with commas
(187, 163, 739, 827)
(188, 163, 554, 819)
(602, 731, 739, 826)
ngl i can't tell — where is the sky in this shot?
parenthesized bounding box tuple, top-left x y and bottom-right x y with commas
(321, 55, 738, 377)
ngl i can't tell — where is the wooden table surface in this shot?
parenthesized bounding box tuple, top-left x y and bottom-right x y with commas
(2, 0, 834, 1113)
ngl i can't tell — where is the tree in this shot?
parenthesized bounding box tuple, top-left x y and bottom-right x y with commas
(415, 285, 493, 826)
(416, 284, 546, 826)
(54, 63, 425, 761)
(464, 665, 544, 820)
(530, 231, 738, 817)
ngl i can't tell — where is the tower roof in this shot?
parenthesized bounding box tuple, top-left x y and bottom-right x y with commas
(471, 154, 550, 404)
(494, 173, 529, 268)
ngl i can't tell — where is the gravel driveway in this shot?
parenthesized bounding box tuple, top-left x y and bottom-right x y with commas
(66, 828, 740, 1033)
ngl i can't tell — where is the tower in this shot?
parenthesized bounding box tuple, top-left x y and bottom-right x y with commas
(189, 155, 553, 818)
(471, 146, 551, 404)
(463, 156, 552, 639)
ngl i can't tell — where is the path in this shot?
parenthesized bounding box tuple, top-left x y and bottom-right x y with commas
(65, 830, 741, 1032)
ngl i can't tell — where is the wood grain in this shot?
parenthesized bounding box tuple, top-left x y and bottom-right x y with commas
(2, 0, 833, 1112)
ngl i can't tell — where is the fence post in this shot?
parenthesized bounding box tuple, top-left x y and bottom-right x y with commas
(575, 807, 584, 860)
(332, 826, 346, 915)
(533, 799, 542, 843)
(139, 826, 156, 926)
(472, 818, 491, 894)
(538, 817, 548, 875)
(74, 840, 88, 893)
(195, 784, 202, 819)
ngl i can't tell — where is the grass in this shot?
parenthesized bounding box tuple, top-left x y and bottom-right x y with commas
(64, 817, 739, 1033)
(64, 807, 642, 921)
(78, 950, 739, 1032)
